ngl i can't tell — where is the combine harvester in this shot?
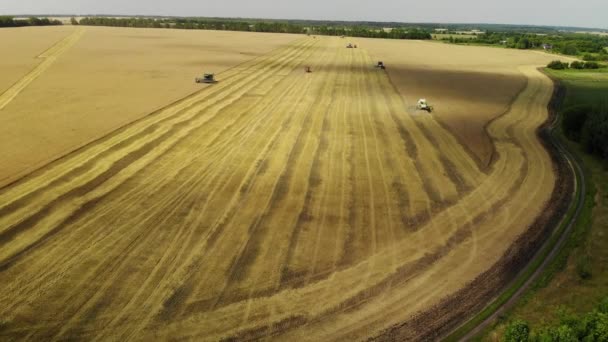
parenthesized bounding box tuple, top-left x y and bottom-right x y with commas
(417, 99, 434, 113)
(195, 73, 217, 84)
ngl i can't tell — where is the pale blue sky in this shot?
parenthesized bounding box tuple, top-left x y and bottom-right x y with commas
(1, 0, 606, 29)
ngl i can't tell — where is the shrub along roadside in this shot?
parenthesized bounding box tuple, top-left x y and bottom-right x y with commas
(547, 60, 601, 70)
(548, 60, 569, 70)
(503, 296, 608, 341)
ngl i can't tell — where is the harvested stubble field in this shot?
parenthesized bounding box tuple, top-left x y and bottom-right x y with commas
(0, 27, 562, 340)
(0, 26, 298, 186)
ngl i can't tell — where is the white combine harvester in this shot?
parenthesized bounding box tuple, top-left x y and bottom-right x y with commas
(416, 99, 433, 113)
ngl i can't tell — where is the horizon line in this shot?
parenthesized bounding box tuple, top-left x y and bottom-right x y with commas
(2, 13, 607, 31)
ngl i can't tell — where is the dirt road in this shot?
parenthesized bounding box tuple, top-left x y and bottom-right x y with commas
(0, 37, 557, 340)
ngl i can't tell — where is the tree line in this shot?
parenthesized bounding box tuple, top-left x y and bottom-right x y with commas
(562, 103, 608, 160)
(0, 16, 62, 27)
(547, 60, 601, 70)
(504, 296, 608, 341)
(76, 17, 432, 40)
(445, 31, 608, 60)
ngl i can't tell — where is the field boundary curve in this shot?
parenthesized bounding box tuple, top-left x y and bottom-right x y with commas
(371, 67, 581, 341)
(442, 70, 585, 341)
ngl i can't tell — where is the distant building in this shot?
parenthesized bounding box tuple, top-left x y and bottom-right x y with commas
(542, 44, 553, 50)
(434, 28, 448, 33)
(500, 40, 508, 45)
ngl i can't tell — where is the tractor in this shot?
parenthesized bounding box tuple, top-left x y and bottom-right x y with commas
(376, 61, 386, 70)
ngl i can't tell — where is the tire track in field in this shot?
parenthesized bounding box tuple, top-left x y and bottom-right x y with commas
(0, 39, 318, 267)
(291, 48, 343, 287)
(0, 37, 558, 341)
(0, 28, 85, 111)
(140, 53, 548, 342)
(354, 50, 404, 264)
(0, 40, 320, 328)
(234, 44, 343, 297)
(279, 43, 356, 287)
(0, 38, 313, 221)
(98, 43, 329, 340)
(0, 38, 313, 216)
(304, 47, 356, 285)
(31, 40, 320, 342)
(200, 46, 339, 309)
(46, 56, 314, 332)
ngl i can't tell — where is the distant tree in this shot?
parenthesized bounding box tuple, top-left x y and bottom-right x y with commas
(0, 16, 14, 27)
(562, 43, 579, 55)
(70, 17, 79, 25)
(553, 325, 578, 341)
(517, 37, 531, 49)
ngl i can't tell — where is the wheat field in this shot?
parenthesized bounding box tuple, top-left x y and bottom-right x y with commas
(0, 28, 561, 340)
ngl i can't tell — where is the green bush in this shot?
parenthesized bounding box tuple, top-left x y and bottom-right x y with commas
(548, 60, 569, 70)
(571, 61, 585, 69)
(584, 61, 600, 69)
(508, 298, 608, 341)
(517, 38, 531, 49)
(505, 319, 530, 342)
(533, 325, 577, 342)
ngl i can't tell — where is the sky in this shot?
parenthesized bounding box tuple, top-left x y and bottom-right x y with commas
(1, 0, 606, 29)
